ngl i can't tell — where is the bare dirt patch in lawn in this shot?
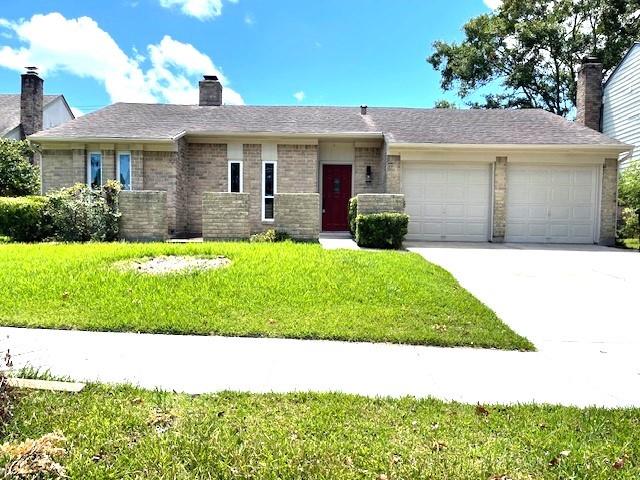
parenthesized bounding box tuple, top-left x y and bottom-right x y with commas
(113, 255, 231, 275)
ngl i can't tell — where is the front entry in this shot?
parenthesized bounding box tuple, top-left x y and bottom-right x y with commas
(322, 164, 352, 231)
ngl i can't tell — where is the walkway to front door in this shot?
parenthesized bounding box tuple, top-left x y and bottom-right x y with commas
(322, 164, 352, 231)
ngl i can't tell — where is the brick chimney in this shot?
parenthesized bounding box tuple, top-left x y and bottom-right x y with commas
(20, 67, 44, 137)
(576, 56, 603, 131)
(199, 75, 222, 106)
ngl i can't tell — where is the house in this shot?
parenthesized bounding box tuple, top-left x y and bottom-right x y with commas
(29, 65, 629, 245)
(0, 68, 74, 140)
(602, 42, 640, 167)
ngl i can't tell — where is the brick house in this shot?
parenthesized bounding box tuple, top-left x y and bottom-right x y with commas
(31, 67, 629, 244)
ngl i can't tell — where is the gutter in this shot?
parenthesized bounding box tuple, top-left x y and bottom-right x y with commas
(387, 142, 632, 155)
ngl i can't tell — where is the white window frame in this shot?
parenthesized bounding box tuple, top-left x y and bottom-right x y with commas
(261, 160, 277, 222)
(87, 151, 102, 189)
(227, 160, 243, 193)
(116, 151, 133, 191)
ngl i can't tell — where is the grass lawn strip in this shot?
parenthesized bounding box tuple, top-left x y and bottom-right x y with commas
(1, 385, 638, 479)
(0, 242, 532, 350)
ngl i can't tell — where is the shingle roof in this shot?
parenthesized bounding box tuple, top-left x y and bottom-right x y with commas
(30, 102, 627, 147)
(0, 94, 62, 137)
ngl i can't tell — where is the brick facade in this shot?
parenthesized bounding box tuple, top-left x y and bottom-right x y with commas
(202, 192, 250, 240)
(385, 155, 401, 193)
(492, 156, 507, 242)
(576, 59, 603, 131)
(599, 158, 618, 246)
(275, 193, 320, 240)
(142, 149, 182, 236)
(119, 191, 167, 241)
(356, 194, 405, 215)
(41, 149, 84, 193)
(353, 147, 383, 194)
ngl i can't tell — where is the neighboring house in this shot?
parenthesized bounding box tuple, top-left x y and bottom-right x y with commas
(602, 42, 640, 167)
(0, 68, 74, 140)
(30, 70, 629, 245)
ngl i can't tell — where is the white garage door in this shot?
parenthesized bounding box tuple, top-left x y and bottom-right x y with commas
(506, 165, 599, 244)
(402, 163, 491, 242)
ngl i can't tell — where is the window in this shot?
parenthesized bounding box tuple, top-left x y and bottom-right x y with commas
(228, 161, 243, 193)
(262, 161, 277, 221)
(117, 152, 132, 190)
(87, 152, 102, 189)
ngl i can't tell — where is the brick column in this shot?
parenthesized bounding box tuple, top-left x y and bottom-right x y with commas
(599, 158, 618, 246)
(492, 157, 507, 242)
(72, 149, 86, 184)
(385, 155, 401, 193)
(131, 150, 144, 190)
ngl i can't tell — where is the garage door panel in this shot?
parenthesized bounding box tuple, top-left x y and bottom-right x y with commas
(506, 165, 598, 244)
(402, 163, 490, 242)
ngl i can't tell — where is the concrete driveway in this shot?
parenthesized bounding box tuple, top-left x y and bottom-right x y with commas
(406, 243, 640, 353)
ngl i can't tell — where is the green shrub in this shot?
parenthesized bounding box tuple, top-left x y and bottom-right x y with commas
(45, 181, 121, 242)
(0, 139, 39, 197)
(619, 207, 640, 240)
(348, 197, 358, 235)
(250, 229, 291, 243)
(355, 212, 409, 249)
(0, 196, 49, 241)
(619, 162, 640, 210)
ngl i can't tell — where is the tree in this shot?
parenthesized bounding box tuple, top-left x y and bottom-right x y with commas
(427, 0, 640, 116)
(0, 139, 40, 197)
(434, 99, 458, 109)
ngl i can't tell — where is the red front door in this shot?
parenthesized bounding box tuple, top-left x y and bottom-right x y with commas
(322, 164, 352, 231)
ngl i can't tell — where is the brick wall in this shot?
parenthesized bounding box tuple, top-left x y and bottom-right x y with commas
(132, 150, 144, 190)
(492, 157, 507, 242)
(277, 145, 318, 192)
(102, 150, 116, 182)
(119, 190, 168, 241)
(356, 194, 405, 214)
(185, 143, 227, 235)
(576, 61, 603, 131)
(41, 149, 84, 193)
(275, 193, 320, 240)
(600, 158, 618, 246)
(385, 155, 401, 193)
(202, 192, 250, 240)
(142, 150, 181, 236)
(354, 147, 383, 194)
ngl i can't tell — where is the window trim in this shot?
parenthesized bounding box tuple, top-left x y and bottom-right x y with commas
(87, 151, 102, 189)
(227, 160, 243, 193)
(261, 160, 277, 222)
(116, 151, 133, 191)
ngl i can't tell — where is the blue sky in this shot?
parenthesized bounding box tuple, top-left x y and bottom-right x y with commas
(0, 0, 495, 115)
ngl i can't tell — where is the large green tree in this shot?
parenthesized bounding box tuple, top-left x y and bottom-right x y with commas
(427, 0, 640, 116)
(0, 139, 40, 197)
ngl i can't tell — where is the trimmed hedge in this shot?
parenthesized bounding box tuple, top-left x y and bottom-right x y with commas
(0, 196, 50, 242)
(355, 212, 409, 249)
(348, 197, 358, 235)
(250, 229, 291, 243)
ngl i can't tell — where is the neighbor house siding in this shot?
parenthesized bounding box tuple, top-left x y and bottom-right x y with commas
(603, 44, 640, 167)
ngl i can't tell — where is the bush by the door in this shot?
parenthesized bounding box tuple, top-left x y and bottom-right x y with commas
(348, 197, 358, 235)
(0, 196, 50, 242)
(355, 212, 409, 249)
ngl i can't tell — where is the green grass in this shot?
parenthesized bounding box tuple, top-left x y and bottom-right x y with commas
(0, 242, 532, 350)
(2, 385, 638, 479)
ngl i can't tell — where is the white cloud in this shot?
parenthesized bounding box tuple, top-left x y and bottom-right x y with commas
(0, 13, 244, 106)
(293, 91, 305, 102)
(158, 0, 237, 20)
(483, 0, 502, 10)
(244, 14, 254, 26)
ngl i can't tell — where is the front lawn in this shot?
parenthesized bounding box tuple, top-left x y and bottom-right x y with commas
(0, 242, 532, 350)
(2, 385, 638, 479)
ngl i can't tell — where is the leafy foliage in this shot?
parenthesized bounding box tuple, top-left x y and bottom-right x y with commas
(0, 196, 50, 242)
(427, 0, 640, 115)
(347, 197, 358, 235)
(434, 99, 457, 109)
(44, 181, 121, 242)
(0, 140, 39, 197)
(355, 212, 409, 249)
(618, 162, 640, 240)
(249, 229, 291, 243)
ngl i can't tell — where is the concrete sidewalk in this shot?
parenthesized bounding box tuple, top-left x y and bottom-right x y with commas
(2, 326, 639, 408)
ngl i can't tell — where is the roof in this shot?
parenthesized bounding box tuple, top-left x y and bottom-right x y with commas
(604, 42, 640, 88)
(29, 102, 628, 148)
(0, 94, 65, 137)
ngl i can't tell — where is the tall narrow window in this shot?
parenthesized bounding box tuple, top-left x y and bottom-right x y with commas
(88, 152, 102, 189)
(228, 161, 243, 193)
(262, 161, 277, 221)
(117, 152, 132, 190)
